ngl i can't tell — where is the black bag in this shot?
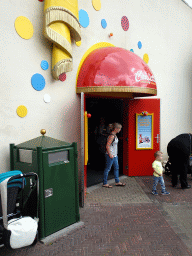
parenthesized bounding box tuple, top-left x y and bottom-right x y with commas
(97, 134, 115, 154)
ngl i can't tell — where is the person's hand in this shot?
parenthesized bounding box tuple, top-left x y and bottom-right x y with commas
(110, 155, 114, 159)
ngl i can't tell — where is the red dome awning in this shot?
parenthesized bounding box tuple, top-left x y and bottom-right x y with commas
(76, 47, 157, 98)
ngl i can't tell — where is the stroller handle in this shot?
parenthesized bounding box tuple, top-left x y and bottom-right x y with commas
(8, 172, 38, 182)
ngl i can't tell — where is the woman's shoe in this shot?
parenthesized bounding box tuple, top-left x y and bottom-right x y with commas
(115, 182, 126, 186)
(102, 184, 113, 188)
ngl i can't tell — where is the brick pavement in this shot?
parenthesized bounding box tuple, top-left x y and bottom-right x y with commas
(85, 177, 151, 205)
(0, 175, 192, 256)
(136, 174, 192, 253)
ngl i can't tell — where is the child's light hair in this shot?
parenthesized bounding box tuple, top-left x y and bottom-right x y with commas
(154, 151, 163, 158)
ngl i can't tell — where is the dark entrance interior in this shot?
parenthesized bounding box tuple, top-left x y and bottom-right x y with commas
(86, 97, 124, 187)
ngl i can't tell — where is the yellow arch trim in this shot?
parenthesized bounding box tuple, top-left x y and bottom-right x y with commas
(76, 42, 115, 85)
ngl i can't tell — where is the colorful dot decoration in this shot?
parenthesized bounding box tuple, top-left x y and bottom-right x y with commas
(59, 73, 67, 82)
(79, 9, 90, 28)
(121, 16, 129, 31)
(31, 73, 45, 91)
(17, 105, 28, 118)
(41, 60, 49, 70)
(143, 53, 149, 64)
(130, 49, 134, 52)
(138, 41, 142, 49)
(101, 19, 107, 29)
(44, 94, 51, 103)
(15, 16, 34, 40)
(92, 0, 101, 11)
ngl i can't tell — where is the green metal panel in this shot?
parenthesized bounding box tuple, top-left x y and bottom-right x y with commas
(43, 147, 79, 237)
(72, 142, 80, 222)
(16, 136, 71, 150)
(37, 147, 45, 239)
(10, 139, 80, 240)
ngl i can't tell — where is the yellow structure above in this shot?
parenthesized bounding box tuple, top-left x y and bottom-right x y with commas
(44, 0, 81, 80)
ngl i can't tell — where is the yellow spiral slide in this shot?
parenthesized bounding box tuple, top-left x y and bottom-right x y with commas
(44, 0, 81, 80)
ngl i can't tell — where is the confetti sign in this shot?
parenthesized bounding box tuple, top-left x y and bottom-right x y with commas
(143, 53, 149, 64)
(41, 60, 49, 70)
(15, 16, 34, 40)
(101, 19, 107, 29)
(138, 41, 142, 49)
(79, 9, 90, 28)
(17, 105, 28, 118)
(121, 16, 129, 31)
(92, 0, 101, 11)
(44, 94, 51, 103)
(31, 73, 45, 91)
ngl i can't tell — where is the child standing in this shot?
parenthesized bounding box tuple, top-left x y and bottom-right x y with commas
(152, 151, 170, 195)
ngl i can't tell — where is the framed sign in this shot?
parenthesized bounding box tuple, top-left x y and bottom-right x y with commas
(136, 113, 153, 150)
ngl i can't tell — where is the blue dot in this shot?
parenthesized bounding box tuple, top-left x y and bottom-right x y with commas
(79, 9, 89, 28)
(31, 73, 45, 91)
(130, 49, 134, 52)
(41, 60, 49, 70)
(138, 41, 142, 49)
(101, 19, 107, 29)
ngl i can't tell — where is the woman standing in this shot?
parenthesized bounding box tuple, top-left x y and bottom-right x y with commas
(102, 123, 126, 188)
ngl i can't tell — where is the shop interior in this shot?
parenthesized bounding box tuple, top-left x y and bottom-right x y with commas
(86, 97, 124, 187)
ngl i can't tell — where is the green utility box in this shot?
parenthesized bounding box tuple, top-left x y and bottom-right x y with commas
(10, 131, 80, 239)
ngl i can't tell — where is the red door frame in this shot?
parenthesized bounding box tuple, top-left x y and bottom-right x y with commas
(83, 97, 160, 195)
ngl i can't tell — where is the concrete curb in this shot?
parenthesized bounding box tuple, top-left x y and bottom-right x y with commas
(40, 221, 85, 245)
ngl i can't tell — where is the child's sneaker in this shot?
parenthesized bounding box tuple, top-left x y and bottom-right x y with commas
(152, 190, 158, 195)
(161, 191, 170, 195)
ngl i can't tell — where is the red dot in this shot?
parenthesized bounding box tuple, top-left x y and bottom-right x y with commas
(38, 0, 44, 2)
(59, 73, 67, 82)
(121, 16, 129, 31)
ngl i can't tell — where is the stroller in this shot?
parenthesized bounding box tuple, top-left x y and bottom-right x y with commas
(163, 159, 172, 176)
(0, 171, 39, 249)
(164, 157, 192, 176)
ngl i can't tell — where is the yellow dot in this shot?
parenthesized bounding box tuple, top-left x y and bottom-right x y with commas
(76, 40, 81, 47)
(15, 16, 34, 40)
(143, 53, 149, 64)
(17, 105, 28, 118)
(92, 0, 101, 11)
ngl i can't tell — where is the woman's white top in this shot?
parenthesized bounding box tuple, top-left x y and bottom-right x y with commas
(108, 135, 118, 157)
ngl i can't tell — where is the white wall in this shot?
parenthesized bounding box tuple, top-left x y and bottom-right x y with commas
(1, 0, 192, 174)
(125, 0, 192, 159)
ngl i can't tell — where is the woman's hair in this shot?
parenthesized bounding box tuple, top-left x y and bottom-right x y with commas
(154, 151, 163, 158)
(109, 123, 122, 132)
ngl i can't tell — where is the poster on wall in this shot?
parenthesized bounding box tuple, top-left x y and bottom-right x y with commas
(136, 113, 153, 150)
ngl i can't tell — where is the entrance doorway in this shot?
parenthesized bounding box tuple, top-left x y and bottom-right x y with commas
(86, 97, 124, 187)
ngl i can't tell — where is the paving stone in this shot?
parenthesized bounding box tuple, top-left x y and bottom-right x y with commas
(0, 176, 192, 255)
